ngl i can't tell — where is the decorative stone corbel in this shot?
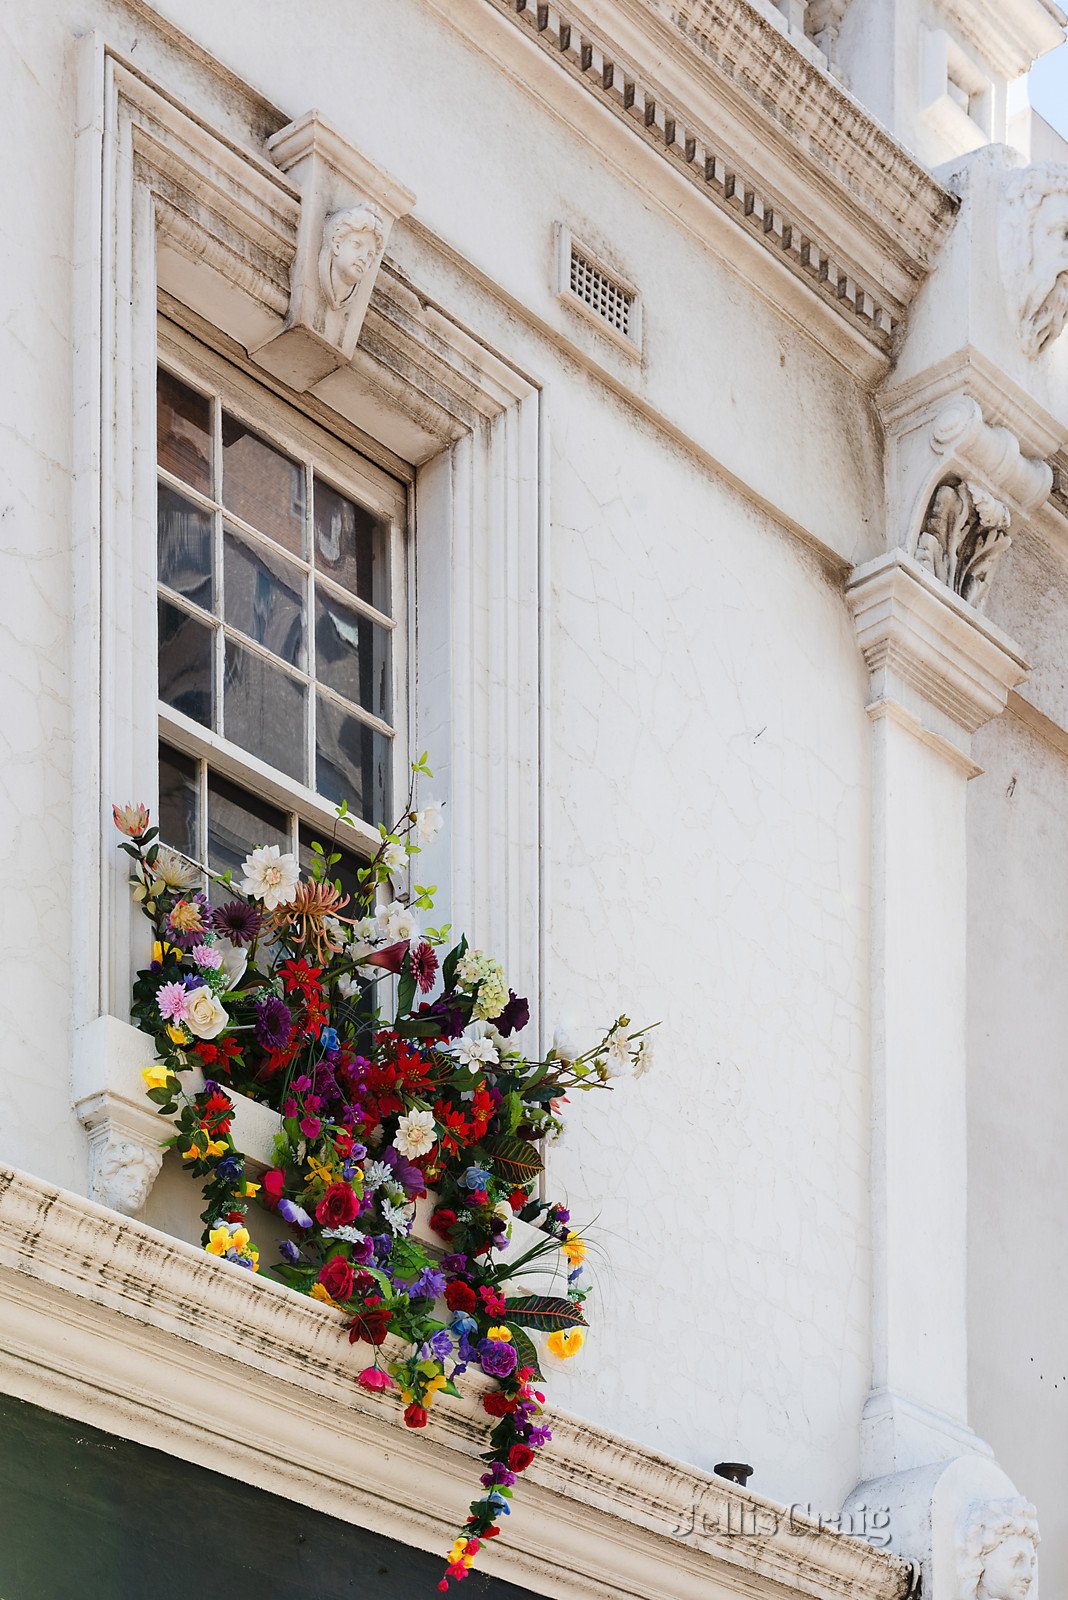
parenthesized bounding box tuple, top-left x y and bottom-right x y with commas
(845, 1458, 1038, 1600)
(73, 1015, 167, 1216)
(805, 0, 850, 72)
(250, 111, 416, 391)
(881, 393, 1052, 617)
(1002, 163, 1068, 360)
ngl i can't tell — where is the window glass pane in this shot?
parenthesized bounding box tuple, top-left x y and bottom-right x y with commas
(298, 826, 366, 911)
(315, 692, 390, 824)
(314, 592, 391, 722)
(224, 528, 305, 666)
(208, 770, 289, 894)
(157, 369, 211, 495)
(314, 479, 391, 614)
(158, 742, 198, 860)
(158, 598, 214, 728)
(158, 483, 213, 610)
(223, 637, 306, 782)
(222, 413, 305, 556)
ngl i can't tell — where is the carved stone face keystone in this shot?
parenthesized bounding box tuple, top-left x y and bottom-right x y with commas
(318, 206, 386, 311)
(958, 1497, 1040, 1600)
(1004, 165, 1068, 359)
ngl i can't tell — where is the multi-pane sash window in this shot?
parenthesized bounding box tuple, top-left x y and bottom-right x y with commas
(154, 325, 408, 883)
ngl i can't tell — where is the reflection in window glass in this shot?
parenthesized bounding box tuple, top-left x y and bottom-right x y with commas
(158, 484, 213, 609)
(158, 742, 198, 861)
(224, 529, 306, 667)
(314, 478, 390, 612)
(157, 369, 211, 495)
(316, 690, 390, 823)
(158, 599, 213, 728)
(314, 592, 391, 722)
(223, 636, 306, 784)
(298, 825, 364, 908)
(222, 413, 305, 556)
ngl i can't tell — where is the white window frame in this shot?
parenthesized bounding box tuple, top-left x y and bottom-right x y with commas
(155, 316, 412, 861)
(69, 34, 545, 1217)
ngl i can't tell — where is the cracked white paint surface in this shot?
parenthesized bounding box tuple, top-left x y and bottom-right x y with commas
(540, 383, 873, 1510)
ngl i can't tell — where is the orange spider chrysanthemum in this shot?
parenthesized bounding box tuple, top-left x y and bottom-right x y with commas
(269, 880, 351, 961)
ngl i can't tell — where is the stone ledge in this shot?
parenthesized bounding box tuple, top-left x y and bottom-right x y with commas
(0, 1165, 911, 1600)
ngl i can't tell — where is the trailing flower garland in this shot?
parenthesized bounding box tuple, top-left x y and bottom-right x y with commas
(114, 758, 651, 1590)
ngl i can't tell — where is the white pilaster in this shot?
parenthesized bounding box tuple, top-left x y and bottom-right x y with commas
(847, 550, 1029, 1478)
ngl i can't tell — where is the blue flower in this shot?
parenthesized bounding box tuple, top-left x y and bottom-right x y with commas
(320, 1026, 339, 1052)
(277, 1198, 313, 1229)
(461, 1166, 492, 1190)
(450, 1311, 478, 1337)
(487, 1493, 511, 1514)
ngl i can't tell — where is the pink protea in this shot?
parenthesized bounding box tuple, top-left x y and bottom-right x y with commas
(113, 802, 150, 838)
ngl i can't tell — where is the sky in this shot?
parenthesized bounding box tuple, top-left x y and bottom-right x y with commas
(1028, 31, 1068, 139)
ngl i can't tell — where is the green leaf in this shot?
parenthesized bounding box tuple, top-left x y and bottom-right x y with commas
(482, 1136, 544, 1185)
(441, 935, 468, 992)
(397, 969, 416, 1017)
(506, 1323, 544, 1381)
(503, 1296, 587, 1332)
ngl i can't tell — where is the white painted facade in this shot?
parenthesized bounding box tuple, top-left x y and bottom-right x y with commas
(0, 0, 1065, 1596)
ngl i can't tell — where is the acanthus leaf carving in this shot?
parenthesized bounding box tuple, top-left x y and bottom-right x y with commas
(1002, 162, 1068, 360)
(915, 478, 1011, 614)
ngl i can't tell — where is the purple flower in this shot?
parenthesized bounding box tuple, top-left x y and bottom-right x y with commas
(479, 1338, 519, 1379)
(277, 1198, 313, 1229)
(279, 1239, 302, 1265)
(372, 1234, 392, 1262)
(215, 1155, 242, 1185)
(442, 1253, 468, 1274)
(350, 1233, 375, 1266)
(210, 900, 262, 947)
(426, 999, 465, 1039)
(525, 1425, 552, 1448)
(497, 990, 530, 1037)
(480, 1464, 517, 1488)
(429, 1329, 453, 1360)
(255, 995, 293, 1052)
(382, 1144, 426, 1197)
(406, 1267, 446, 1301)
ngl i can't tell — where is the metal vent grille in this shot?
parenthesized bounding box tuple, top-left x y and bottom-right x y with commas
(568, 245, 635, 339)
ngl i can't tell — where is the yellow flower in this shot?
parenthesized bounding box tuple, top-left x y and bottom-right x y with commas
(243, 1181, 260, 1198)
(309, 1282, 340, 1308)
(230, 1228, 250, 1253)
(547, 1328, 585, 1360)
(401, 1388, 414, 1404)
(486, 1325, 512, 1341)
(141, 1064, 170, 1091)
(205, 1138, 229, 1158)
(167, 1025, 189, 1046)
(561, 1232, 586, 1266)
(152, 940, 180, 964)
(181, 1145, 201, 1161)
(206, 1226, 231, 1256)
(305, 1155, 340, 1188)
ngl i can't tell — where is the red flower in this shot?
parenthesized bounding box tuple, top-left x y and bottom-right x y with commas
(279, 958, 323, 999)
(334, 1130, 354, 1158)
(482, 1392, 516, 1418)
(403, 1402, 428, 1428)
(445, 1280, 477, 1314)
(507, 1444, 535, 1472)
(318, 1256, 355, 1302)
(261, 1168, 285, 1207)
(479, 1285, 506, 1317)
(316, 1181, 359, 1228)
(429, 1207, 457, 1239)
(508, 1188, 528, 1212)
(348, 1305, 392, 1345)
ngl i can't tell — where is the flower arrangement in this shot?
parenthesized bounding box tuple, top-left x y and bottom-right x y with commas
(113, 760, 651, 1590)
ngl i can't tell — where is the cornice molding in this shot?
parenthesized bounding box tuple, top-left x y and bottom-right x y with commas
(472, 0, 955, 358)
(938, 0, 1066, 78)
(0, 1166, 910, 1600)
(846, 549, 1030, 735)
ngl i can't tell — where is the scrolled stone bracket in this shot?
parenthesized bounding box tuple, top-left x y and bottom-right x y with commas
(250, 111, 416, 392)
(881, 389, 1054, 617)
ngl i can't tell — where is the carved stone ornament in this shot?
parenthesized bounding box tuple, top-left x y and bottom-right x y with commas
(1003, 163, 1068, 359)
(251, 112, 416, 392)
(915, 478, 1011, 614)
(957, 1497, 1039, 1600)
(88, 1130, 163, 1216)
(805, 0, 850, 66)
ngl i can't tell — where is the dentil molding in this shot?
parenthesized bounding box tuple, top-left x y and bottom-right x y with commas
(0, 1165, 912, 1600)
